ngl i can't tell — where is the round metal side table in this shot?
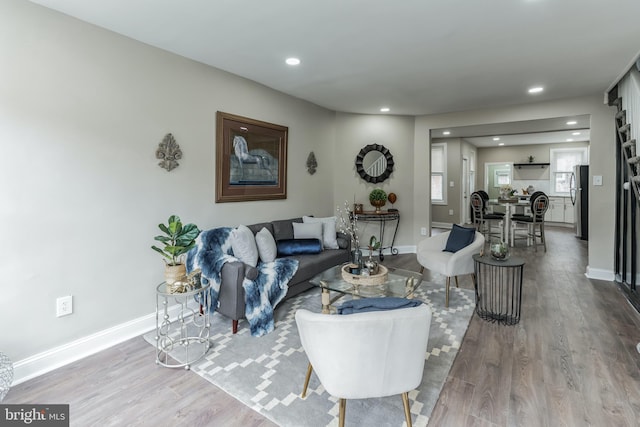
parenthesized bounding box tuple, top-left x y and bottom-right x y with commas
(473, 254, 525, 325)
(155, 282, 211, 369)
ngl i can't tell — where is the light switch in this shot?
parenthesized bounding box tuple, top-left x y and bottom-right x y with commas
(593, 175, 603, 186)
(449, 181, 454, 187)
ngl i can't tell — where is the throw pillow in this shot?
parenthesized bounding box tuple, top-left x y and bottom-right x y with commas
(230, 224, 259, 267)
(302, 216, 339, 249)
(276, 239, 323, 256)
(337, 297, 423, 315)
(292, 222, 324, 249)
(443, 224, 476, 253)
(255, 227, 277, 263)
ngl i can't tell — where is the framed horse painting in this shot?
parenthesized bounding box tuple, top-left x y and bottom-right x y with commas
(215, 111, 288, 202)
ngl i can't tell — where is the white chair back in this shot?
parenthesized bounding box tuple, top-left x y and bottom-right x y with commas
(295, 304, 432, 399)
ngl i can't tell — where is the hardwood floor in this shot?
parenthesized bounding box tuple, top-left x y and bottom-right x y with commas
(5, 226, 640, 426)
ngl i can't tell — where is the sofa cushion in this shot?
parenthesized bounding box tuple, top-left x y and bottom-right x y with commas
(293, 222, 324, 247)
(276, 238, 323, 256)
(247, 222, 274, 237)
(272, 218, 303, 241)
(303, 216, 339, 249)
(231, 225, 259, 267)
(255, 227, 277, 263)
(443, 224, 476, 253)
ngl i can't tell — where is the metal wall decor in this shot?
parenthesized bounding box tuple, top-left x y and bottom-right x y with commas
(306, 151, 317, 175)
(355, 143, 395, 183)
(156, 133, 182, 172)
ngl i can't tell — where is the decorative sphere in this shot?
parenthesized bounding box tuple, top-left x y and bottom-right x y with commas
(388, 192, 397, 204)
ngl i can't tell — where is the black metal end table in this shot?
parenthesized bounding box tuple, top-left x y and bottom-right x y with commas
(473, 254, 525, 325)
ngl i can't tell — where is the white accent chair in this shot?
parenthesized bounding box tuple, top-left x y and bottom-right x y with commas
(295, 304, 432, 427)
(416, 230, 484, 307)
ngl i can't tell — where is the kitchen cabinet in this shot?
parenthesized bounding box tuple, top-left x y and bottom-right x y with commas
(545, 196, 574, 224)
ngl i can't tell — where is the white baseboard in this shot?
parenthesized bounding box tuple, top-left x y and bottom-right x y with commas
(585, 266, 615, 281)
(431, 222, 453, 229)
(12, 304, 183, 386)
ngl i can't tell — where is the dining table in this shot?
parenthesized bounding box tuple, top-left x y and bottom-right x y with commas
(488, 197, 531, 246)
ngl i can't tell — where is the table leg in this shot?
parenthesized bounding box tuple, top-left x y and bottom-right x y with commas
(321, 287, 331, 314)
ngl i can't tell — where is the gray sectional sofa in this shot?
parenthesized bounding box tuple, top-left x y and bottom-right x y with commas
(217, 217, 351, 333)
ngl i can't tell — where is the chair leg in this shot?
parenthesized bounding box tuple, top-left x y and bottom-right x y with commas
(232, 319, 238, 334)
(339, 398, 346, 427)
(445, 277, 450, 308)
(402, 392, 413, 427)
(301, 363, 313, 398)
(454, 276, 459, 288)
(541, 223, 547, 252)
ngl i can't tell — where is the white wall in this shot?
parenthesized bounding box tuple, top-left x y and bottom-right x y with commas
(0, 0, 336, 362)
(333, 113, 416, 250)
(413, 96, 615, 277)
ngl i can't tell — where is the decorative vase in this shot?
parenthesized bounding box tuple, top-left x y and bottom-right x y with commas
(164, 263, 187, 286)
(352, 247, 363, 268)
(370, 199, 386, 213)
(490, 241, 510, 261)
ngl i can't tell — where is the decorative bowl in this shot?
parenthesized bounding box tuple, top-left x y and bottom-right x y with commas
(490, 242, 510, 261)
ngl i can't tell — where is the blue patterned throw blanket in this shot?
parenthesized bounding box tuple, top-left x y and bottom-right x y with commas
(186, 227, 299, 337)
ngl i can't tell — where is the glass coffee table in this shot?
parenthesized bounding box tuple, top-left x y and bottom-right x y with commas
(309, 263, 424, 314)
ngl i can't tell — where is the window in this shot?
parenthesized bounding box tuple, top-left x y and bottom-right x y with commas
(550, 147, 588, 195)
(431, 143, 447, 204)
(494, 169, 511, 187)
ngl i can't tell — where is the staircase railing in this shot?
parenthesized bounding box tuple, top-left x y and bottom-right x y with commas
(610, 96, 640, 202)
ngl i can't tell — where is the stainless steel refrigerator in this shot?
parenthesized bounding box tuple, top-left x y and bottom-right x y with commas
(570, 165, 589, 240)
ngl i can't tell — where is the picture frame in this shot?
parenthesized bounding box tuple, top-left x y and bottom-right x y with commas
(215, 111, 288, 203)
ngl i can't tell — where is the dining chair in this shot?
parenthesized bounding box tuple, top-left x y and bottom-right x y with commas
(295, 304, 432, 427)
(470, 192, 503, 241)
(511, 192, 549, 251)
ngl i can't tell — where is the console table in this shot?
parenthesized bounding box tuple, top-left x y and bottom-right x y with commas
(354, 210, 400, 261)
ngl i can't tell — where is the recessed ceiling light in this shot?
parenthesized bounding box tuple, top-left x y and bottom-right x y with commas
(528, 86, 544, 94)
(572, 132, 581, 136)
(566, 138, 574, 142)
(498, 142, 505, 146)
(285, 57, 300, 66)
(380, 107, 390, 112)
(443, 131, 450, 135)
(566, 121, 577, 125)
(493, 137, 500, 141)
(240, 126, 248, 131)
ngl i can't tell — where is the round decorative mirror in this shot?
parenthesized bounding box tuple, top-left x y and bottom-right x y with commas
(355, 144, 395, 183)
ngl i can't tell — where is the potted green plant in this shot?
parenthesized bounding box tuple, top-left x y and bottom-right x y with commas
(151, 215, 201, 285)
(369, 188, 387, 213)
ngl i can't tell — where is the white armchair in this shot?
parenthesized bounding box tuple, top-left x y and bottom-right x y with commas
(295, 304, 432, 427)
(416, 230, 484, 307)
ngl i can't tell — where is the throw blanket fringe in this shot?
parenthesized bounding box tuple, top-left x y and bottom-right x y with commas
(187, 227, 299, 337)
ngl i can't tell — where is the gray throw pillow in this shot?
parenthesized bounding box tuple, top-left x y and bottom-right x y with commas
(292, 222, 324, 249)
(302, 216, 339, 249)
(255, 227, 277, 263)
(231, 225, 259, 267)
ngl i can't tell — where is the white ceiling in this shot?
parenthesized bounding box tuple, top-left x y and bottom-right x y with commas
(29, 0, 640, 117)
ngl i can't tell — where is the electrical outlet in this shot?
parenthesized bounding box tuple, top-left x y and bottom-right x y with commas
(420, 227, 427, 236)
(56, 295, 73, 317)
(448, 209, 454, 215)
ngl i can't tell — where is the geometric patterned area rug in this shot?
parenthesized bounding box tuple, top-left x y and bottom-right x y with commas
(144, 282, 475, 427)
